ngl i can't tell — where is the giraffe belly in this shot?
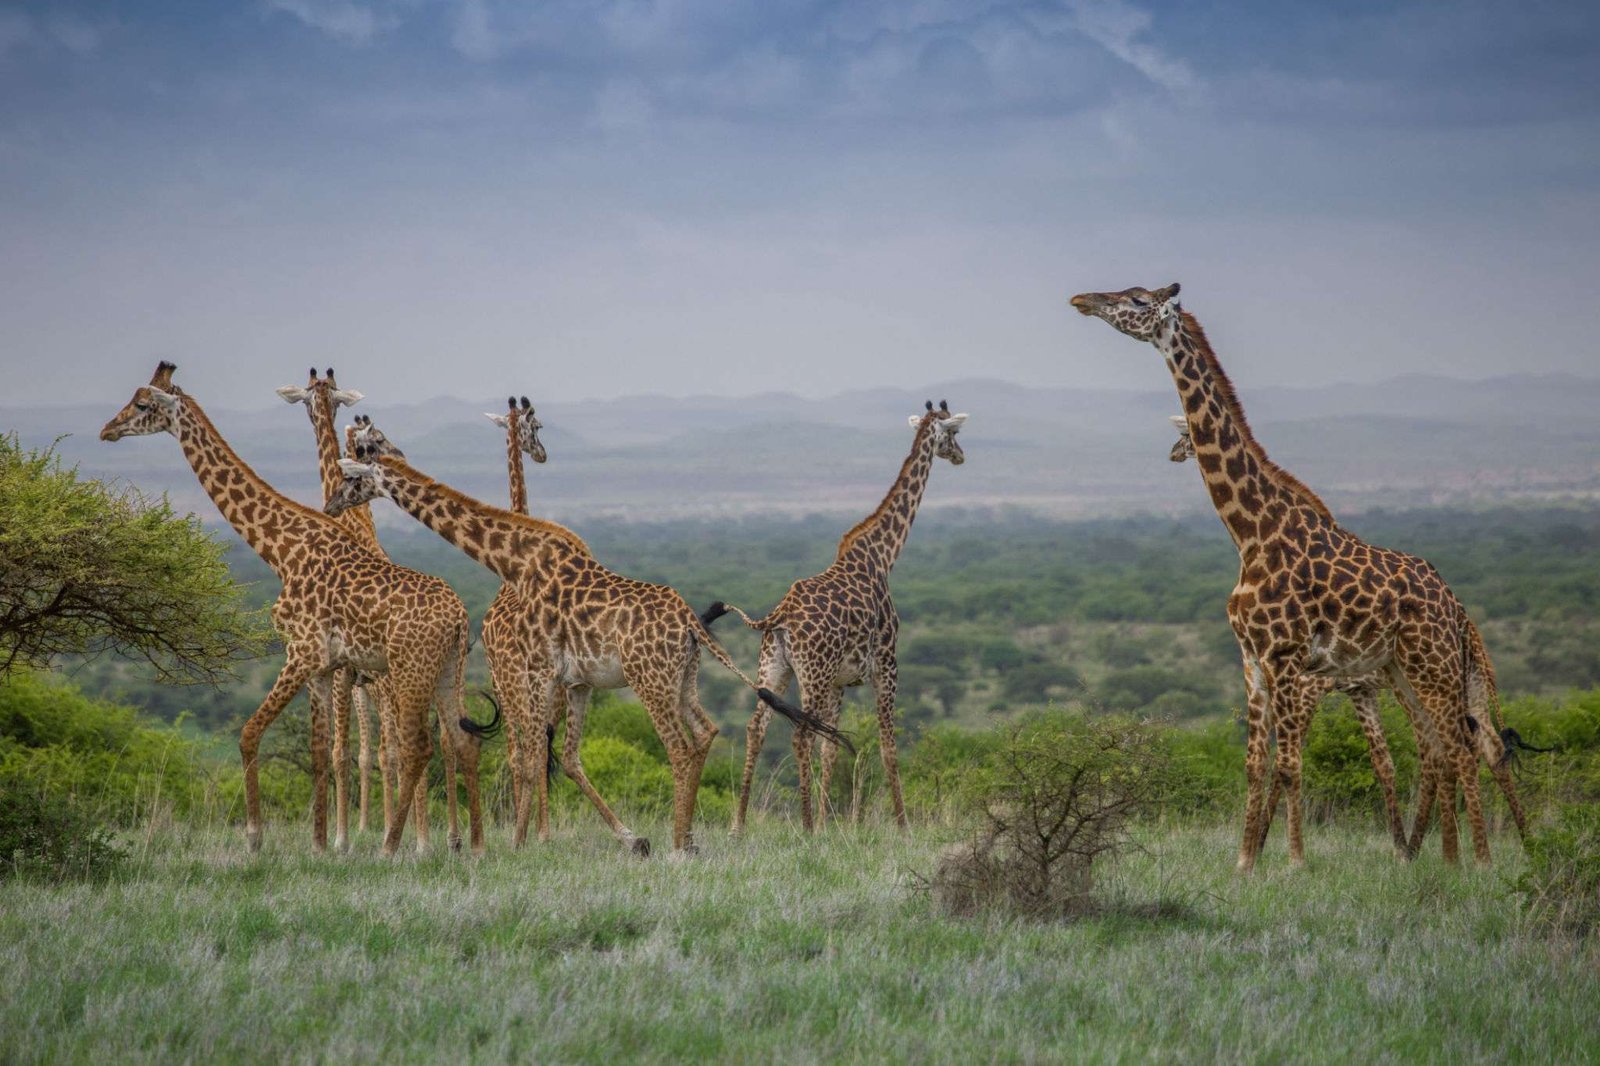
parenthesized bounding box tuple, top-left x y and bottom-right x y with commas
(559, 650, 625, 689)
(327, 630, 387, 676)
(1301, 626, 1391, 680)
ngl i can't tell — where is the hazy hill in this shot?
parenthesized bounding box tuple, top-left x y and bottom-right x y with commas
(7, 373, 1599, 525)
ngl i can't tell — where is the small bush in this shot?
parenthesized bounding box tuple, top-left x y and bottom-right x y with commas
(930, 710, 1173, 920)
(0, 783, 125, 882)
(1514, 804, 1600, 934)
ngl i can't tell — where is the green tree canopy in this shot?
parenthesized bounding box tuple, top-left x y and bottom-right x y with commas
(0, 434, 269, 682)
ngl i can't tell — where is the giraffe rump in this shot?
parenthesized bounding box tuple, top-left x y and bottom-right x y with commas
(462, 689, 505, 740)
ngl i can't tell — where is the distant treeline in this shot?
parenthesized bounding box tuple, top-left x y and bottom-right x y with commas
(59, 505, 1600, 734)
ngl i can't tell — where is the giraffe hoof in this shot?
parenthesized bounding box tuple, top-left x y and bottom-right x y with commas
(449, 836, 463, 853)
(629, 837, 652, 859)
(245, 828, 263, 853)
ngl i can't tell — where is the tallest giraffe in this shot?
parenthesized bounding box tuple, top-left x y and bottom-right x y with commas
(1071, 283, 1519, 868)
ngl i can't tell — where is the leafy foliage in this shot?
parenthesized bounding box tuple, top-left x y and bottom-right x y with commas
(0, 434, 269, 682)
(1515, 803, 1600, 934)
(930, 710, 1175, 919)
(0, 783, 125, 882)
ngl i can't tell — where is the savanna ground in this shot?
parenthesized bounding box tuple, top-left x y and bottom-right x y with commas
(4, 816, 1599, 1064)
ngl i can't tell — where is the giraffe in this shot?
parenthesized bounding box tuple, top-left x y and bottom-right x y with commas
(707, 400, 968, 835)
(1071, 285, 1520, 867)
(1167, 414, 1535, 857)
(100, 362, 497, 855)
(276, 368, 403, 848)
(479, 396, 549, 823)
(326, 420, 852, 855)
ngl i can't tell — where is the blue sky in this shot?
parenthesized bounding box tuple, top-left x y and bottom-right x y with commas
(2, 1, 1597, 409)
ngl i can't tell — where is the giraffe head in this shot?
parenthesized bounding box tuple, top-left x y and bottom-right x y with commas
(325, 456, 388, 516)
(485, 395, 547, 464)
(1069, 283, 1182, 342)
(907, 399, 968, 465)
(100, 361, 184, 441)
(274, 366, 364, 420)
(348, 413, 405, 460)
(1168, 415, 1195, 463)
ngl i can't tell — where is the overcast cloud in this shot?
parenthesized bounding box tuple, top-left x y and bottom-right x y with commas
(1, 0, 1597, 410)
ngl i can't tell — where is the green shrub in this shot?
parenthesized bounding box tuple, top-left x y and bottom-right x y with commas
(0, 783, 125, 882)
(1514, 804, 1600, 934)
(931, 710, 1174, 920)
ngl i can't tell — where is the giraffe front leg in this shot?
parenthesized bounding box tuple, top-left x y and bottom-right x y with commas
(306, 672, 334, 854)
(1350, 685, 1407, 857)
(809, 687, 844, 831)
(873, 656, 908, 831)
(239, 656, 316, 853)
(1236, 654, 1272, 873)
(384, 711, 433, 858)
(1272, 710, 1306, 868)
(331, 669, 354, 851)
(373, 681, 398, 839)
(510, 662, 554, 848)
(354, 682, 373, 834)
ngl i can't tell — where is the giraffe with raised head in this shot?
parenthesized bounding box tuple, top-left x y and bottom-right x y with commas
(1072, 285, 1520, 867)
(276, 368, 403, 847)
(479, 396, 549, 824)
(1167, 415, 1534, 857)
(707, 400, 967, 835)
(327, 420, 852, 855)
(100, 362, 497, 855)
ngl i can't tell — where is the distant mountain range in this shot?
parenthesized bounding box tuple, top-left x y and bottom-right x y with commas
(8, 373, 1599, 526)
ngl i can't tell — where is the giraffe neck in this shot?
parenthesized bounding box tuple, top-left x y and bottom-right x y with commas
(505, 413, 528, 516)
(1155, 310, 1313, 553)
(305, 393, 381, 552)
(172, 395, 333, 574)
(375, 455, 586, 584)
(836, 419, 937, 572)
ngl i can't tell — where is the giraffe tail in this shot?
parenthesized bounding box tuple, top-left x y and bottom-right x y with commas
(461, 689, 504, 740)
(698, 600, 765, 630)
(689, 613, 855, 754)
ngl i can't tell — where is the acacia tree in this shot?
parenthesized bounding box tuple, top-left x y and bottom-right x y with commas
(0, 434, 269, 682)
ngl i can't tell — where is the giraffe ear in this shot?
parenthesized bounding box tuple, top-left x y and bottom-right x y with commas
(1168, 415, 1188, 429)
(330, 388, 364, 409)
(275, 385, 310, 405)
(146, 387, 180, 415)
(940, 414, 968, 430)
(338, 459, 376, 478)
(485, 412, 511, 428)
(907, 416, 922, 429)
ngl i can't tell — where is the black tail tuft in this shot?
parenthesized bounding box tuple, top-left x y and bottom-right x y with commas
(699, 600, 731, 627)
(1501, 727, 1555, 758)
(545, 722, 559, 784)
(757, 687, 856, 755)
(462, 689, 504, 739)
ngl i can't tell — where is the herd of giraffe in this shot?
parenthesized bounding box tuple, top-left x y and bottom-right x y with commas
(94, 281, 1538, 867)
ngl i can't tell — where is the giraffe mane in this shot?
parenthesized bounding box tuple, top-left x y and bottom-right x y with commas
(377, 455, 591, 554)
(1179, 311, 1333, 523)
(834, 414, 934, 560)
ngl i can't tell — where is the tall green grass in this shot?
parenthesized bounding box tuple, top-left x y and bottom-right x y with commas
(2, 821, 1597, 1063)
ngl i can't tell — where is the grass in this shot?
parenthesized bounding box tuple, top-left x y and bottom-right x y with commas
(3, 817, 1599, 1064)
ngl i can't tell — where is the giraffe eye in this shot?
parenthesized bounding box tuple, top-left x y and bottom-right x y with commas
(1131, 296, 1149, 308)
(134, 402, 149, 411)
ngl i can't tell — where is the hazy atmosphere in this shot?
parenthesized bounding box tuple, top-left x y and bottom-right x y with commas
(4, 0, 1599, 410)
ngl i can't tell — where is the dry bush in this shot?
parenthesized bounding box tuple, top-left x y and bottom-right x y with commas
(929, 711, 1172, 920)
